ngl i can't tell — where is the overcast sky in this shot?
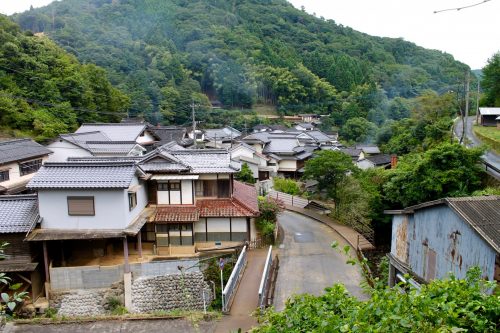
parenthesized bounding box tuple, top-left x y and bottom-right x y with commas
(1, 0, 499, 69)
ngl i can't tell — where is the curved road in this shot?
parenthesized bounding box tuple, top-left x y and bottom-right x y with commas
(273, 211, 366, 311)
(455, 116, 500, 179)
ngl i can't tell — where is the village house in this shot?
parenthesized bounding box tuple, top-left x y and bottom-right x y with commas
(230, 142, 273, 181)
(0, 195, 44, 304)
(356, 154, 392, 170)
(478, 107, 500, 126)
(294, 122, 315, 131)
(146, 125, 192, 147)
(386, 196, 500, 287)
(47, 123, 160, 161)
(203, 126, 242, 148)
(0, 139, 52, 195)
(25, 144, 259, 282)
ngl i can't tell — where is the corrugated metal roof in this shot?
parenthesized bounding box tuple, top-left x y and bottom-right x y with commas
(0, 194, 40, 233)
(0, 139, 52, 165)
(76, 123, 147, 141)
(479, 107, 500, 116)
(28, 162, 138, 189)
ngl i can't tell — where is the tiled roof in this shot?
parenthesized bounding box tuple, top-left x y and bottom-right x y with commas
(233, 180, 259, 215)
(301, 130, 332, 143)
(339, 148, 362, 157)
(355, 144, 381, 155)
(75, 123, 147, 141)
(154, 206, 199, 222)
(296, 122, 315, 129)
(28, 162, 139, 189)
(0, 195, 39, 233)
(60, 131, 110, 150)
(85, 141, 141, 154)
(140, 163, 189, 172)
(0, 139, 52, 165)
(403, 196, 500, 253)
(204, 127, 241, 141)
(366, 154, 392, 166)
(262, 138, 299, 154)
(148, 126, 186, 145)
(197, 199, 257, 217)
(171, 149, 238, 173)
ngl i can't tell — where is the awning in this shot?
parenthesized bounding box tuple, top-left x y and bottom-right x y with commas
(151, 175, 199, 180)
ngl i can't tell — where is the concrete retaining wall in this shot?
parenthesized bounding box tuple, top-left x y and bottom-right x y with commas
(131, 272, 212, 313)
(50, 259, 200, 290)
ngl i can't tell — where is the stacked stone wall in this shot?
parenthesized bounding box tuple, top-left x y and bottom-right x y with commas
(131, 272, 213, 313)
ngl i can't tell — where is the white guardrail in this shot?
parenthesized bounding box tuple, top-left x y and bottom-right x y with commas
(222, 245, 247, 313)
(258, 246, 273, 309)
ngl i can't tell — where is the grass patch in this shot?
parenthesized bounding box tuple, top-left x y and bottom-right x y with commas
(473, 125, 500, 154)
(252, 104, 277, 116)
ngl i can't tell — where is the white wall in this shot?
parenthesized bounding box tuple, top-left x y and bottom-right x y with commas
(38, 179, 147, 230)
(136, 131, 156, 144)
(181, 180, 193, 204)
(207, 218, 230, 232)
(47, 140, 92, 162)
(157, 190, 170, 205)
(124, 177, 148, 226)
(278, 159, 297, 171)
(356, 159, 374, 170)
(231, 218, 247, 232)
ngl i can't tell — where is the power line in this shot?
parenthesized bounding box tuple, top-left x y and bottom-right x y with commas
(434, 0, 493, 13)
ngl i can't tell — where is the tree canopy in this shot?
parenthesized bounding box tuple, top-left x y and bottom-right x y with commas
(481, 52, 500, 106)
(14, 0, 470, 125)
(255, 267, 499, 333)
(0, 15, 129, 140)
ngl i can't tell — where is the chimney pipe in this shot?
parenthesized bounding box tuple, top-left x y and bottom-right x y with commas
(391, 154, 398, 169)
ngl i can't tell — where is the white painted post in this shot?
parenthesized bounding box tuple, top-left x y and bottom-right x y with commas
(220, 269, 225, 311)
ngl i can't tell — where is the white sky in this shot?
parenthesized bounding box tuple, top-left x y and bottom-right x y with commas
(1, 0, 499, 69)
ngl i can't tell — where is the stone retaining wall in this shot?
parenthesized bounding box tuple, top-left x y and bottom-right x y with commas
(50, 282, 124, 317)
(131, 272, 212, 313)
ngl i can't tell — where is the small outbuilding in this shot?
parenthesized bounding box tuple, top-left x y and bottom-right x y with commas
(478, 108, 500, 126)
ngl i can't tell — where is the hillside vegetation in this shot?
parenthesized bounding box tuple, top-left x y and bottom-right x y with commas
(14, 0, 470, 126)
(0, 15, 129, 141)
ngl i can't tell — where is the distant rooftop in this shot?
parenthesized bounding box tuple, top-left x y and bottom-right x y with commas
(479, 107, 500, 116)
(0, 139, 52, 165)
(75, 123, 148, 142)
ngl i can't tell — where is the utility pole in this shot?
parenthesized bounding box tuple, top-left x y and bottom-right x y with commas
(463, 72, 470, 146)
(191, 99, 196, 147)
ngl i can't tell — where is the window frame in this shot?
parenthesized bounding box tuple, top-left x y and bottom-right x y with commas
(19, 159, 43, 176)
(128, 192, 137, 211)
(67, 196, 95, 216)
(0, 170, 9, 183)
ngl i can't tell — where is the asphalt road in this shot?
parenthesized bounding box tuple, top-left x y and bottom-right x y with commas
(273, 211, 366, 311)
(454, 116, 500, 179)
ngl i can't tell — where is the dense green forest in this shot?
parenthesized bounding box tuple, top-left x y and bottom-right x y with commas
(0, 15, 129, 140)
(13, 0, 470, 126)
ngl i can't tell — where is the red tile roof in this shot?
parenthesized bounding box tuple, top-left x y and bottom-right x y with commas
(197, 199, 257, 217)
(233, 180, 259, 215)
(154, 206, 199, 222)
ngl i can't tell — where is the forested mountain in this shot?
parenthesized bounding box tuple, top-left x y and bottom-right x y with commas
(0, 15, 129, 141)
(13, 0, 470, 126)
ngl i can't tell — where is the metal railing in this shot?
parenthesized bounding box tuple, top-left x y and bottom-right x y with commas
(222, 245, 247, 313)
(258, 246, 273, 309)
(267, 190, 310, 208)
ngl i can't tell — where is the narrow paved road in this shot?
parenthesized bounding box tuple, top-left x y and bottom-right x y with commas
(274, 211, 366, 311)
(455, 116, 500, 179)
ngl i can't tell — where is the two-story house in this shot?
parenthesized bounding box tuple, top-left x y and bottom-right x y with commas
(230, 142, 273, 181)
(386, 196, 500, 286)
(0, 139, 52, 195)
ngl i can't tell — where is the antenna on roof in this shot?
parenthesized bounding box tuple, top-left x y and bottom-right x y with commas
(191, 99, 197, 148)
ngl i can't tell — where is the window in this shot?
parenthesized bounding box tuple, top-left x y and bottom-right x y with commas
(195, 180, 217, 197)
(19, 159, 42, 176)
(218, 179, 230, 198)
(157, 183, 169, 191)
(0, 170, 9, 182)
(128, 192, 137, 211)
(67, 196, 95, 216)
(169, 181, 181, 191)
(141, 223, 156, 242)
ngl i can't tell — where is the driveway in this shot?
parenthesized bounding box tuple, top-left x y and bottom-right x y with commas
(273, 211, 366, 311)
(454, 116, 500, 178)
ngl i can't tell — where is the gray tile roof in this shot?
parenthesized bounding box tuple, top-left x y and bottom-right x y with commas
(140, 162, 189, 172)
(60, 131, 111, 150)
(262, 138, 299, 154)
(296, 123, 315, 129)
(28, 162, 139, 189)
(0, 194, 39, 233)
(148, 126, 186, 145)
(75, 123, 147, 141)
(0, 139, 52, 165)
(479, 107, 500, 116)
(171, 149, 238, 173)
(85, 141, 141, 154)
(204, 127, 241, 141)
(301, 130, 333, 143)
(355, 144, 381, 155)
(366, 154, 392, 166)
